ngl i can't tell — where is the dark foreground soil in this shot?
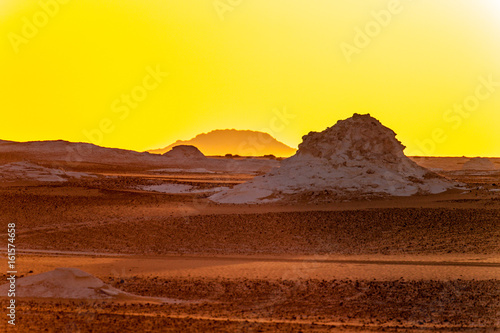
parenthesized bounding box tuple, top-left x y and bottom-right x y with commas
(1, 278, 498, 332)
(10, 207, 500, 255)
(0, 176, 499, 332)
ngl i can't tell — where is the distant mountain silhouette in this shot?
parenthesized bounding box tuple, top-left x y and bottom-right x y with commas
(149, 129, 296, 157)
(0, 139, 280, 173)
(0, 139, 168, 166)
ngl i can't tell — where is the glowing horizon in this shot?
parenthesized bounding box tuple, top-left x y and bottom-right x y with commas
(1, 0, 499, 157)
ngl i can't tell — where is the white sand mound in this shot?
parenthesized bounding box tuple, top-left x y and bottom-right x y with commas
(210, 114, 457, 203)
(138, 183, 224, 194)
(0, 268, 190, 303)
(163, 145, 206, 160)
(0, 162, 94, 182)
(462, 157, 497, 171)
(0, 268, 127, 299)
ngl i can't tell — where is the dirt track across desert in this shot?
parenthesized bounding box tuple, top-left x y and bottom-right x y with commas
(8, 253, 500, 281)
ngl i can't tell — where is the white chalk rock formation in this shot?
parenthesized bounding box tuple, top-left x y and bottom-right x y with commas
(210, 114, 456, 203)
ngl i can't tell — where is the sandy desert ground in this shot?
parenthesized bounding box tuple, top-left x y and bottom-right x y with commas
(0, 158, 499, 332)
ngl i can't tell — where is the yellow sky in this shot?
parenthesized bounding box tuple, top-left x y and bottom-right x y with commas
(1, 0, 499, 156)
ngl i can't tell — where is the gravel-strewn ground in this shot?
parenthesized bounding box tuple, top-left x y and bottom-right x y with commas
(108, 277, 500, 325)
(1, 177, 499, 332)
(1, 278, 498, 332)
(11, 207, 500, 255)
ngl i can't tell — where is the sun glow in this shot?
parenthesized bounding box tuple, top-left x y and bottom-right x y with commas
(0, 0, 499, 156)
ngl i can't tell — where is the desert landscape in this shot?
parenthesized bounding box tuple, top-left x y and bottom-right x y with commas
(2, 1, 500, 331)
(0, 114, 499, 332)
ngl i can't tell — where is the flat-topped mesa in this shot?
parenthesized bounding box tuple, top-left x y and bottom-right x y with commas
(210, 113, 458, 204)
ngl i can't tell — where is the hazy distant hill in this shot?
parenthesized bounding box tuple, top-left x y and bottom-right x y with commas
(0, 139, 280, 173)
(149, 129, 296, 157)
(0, 140, 168, 166)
